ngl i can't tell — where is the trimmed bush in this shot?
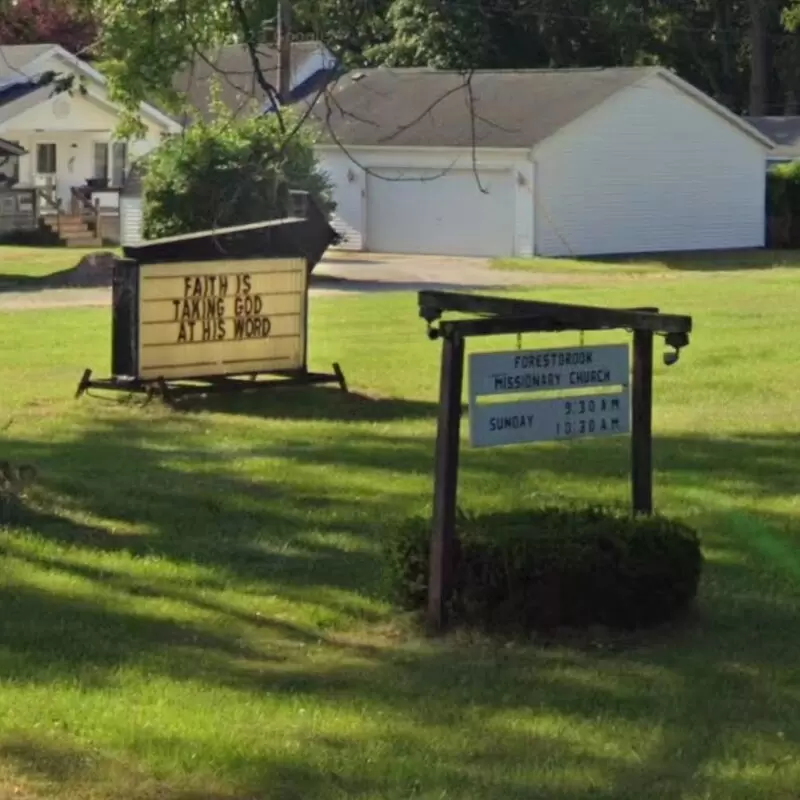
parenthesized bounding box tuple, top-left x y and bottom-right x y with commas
(385, 506, 703, 632)
(766, 161, 800, 247)
(142, 90, 334, 240)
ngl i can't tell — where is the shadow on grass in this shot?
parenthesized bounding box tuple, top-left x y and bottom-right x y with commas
(1, 408, 799, 797)
(170, 385, 439, 422)
(1, 553, 797, 799)
(0, 273, 47, 291)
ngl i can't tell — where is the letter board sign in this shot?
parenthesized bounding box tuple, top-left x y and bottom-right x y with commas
(112, 257, 307, 381)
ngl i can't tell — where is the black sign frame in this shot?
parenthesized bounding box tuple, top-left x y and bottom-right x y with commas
(75, 219, 346, 404)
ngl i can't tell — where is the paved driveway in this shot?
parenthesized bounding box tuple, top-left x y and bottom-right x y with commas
(312, 252, 577, 294)
(0, 252, 579, 311)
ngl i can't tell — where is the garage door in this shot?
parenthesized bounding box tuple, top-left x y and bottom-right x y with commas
(366, 168, 515, 257)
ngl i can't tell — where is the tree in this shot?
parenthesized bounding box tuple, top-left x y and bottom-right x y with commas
(0, 0, 97, 54)
(367, 0, 492, 69)
(141, 99, 334, 240)
(70, 0, 800, 145)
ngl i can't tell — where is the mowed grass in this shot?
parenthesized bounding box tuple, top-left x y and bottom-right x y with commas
(1, 266, 799, 799)
(0, 246, 119, 282)
(493, 247, 800, 276)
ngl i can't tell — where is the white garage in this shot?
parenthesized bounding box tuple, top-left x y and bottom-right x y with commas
(365, 168, 515, 257)
(313, 66, 774, 258)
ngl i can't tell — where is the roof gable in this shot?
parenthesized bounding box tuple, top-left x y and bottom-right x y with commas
(308, 66, 774, 151)
(650, 69, 773, 149)
(308, 67, 657, 149)
(173, 41, 335, 122)
(0, 44, 57, 78)
(0, 74, 60, 127)
(0, 43, 181, 132)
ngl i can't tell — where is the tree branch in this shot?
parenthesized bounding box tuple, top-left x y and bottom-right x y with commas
(463, 69, 488, 194)
(321, 87, 458, 183)
(228, 0, 285, 132)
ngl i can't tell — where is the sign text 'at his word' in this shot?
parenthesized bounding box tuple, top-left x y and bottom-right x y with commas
(468, 343, 630, 399)
(469, 391, 630, 448)
(173, 272, 271, 344)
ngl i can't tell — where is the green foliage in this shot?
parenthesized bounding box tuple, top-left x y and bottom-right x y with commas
(766, 160, 800, 217)
(142, 101, 335, 240)
(77, 0, 800, 133)
(766, 161, 800, 247)
(386, 506, 703, 632)
(366, 0, 490, 69)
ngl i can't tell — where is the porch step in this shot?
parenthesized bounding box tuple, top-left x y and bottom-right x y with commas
(58, 222, 94, 234)
(41, 214, 101, 248)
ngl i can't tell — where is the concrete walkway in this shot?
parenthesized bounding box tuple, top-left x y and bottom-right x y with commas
(312, 252, 579, 294)
(0, 252, 578, 311)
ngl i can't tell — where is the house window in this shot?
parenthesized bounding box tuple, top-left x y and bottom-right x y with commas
(111, 142, 128, 187)
(93, 142, 109, 181)
(93, 142, 128, 186)
(36, 143, 56, 175)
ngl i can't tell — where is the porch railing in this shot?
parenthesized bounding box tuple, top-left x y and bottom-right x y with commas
(0, 187, 38, 234)
(36, 185, 63, 236)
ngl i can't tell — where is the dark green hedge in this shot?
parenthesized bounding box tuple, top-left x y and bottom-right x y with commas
(766, 161, 800, 247)
(385, 507, 703, 632)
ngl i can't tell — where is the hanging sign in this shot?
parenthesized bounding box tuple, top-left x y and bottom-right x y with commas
(468, 344, 630, 448)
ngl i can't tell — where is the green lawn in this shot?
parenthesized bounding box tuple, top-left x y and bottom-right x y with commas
(0, 246, 119, 283)
(493, 248, 800, 275)
(1, 266, 799, 799)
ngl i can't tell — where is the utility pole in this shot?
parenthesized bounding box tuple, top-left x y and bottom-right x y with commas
(277, 0, 291, 102)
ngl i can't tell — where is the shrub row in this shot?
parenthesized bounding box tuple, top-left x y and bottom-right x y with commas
(385, 506, 703, 632)
(767, 161, 800, 247)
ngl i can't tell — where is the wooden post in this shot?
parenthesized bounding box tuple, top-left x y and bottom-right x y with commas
(631, 329, 654, 514)
(277, 0, 292, 102)
(427, 332, 465, 634)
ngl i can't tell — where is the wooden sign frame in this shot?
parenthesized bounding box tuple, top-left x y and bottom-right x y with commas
(417, 290, 693, 633)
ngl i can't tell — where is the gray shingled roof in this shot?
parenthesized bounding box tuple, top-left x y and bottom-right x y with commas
(0, 44, 69, 126)
(747, 116, 800, 159)
(0, 44, 56, 79)
(0, 84, 58, 125)
(307, 66, 660, 149)
(172, 41, 329, 122)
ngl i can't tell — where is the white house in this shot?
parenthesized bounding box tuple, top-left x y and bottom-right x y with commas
(0, 41, 337, 246)
(310, 66, 774, 258)
(0, 43, 181, 239)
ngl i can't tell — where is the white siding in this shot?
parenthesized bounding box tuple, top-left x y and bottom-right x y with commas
(366, 167, 515, 257)
(533, 73, 768, 257)
(120, 197, 143, 246)
(318, 151, 365, 250)
(0, 87, 164, 147)
(316, 147, 534, 257)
